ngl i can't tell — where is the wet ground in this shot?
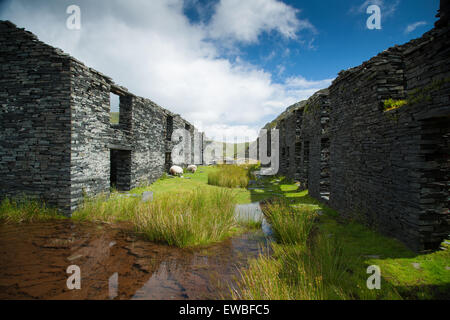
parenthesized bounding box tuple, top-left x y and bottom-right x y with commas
(0, 203, 271, 300)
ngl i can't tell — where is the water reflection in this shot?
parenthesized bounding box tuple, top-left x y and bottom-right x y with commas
(235, 202, 273, 237)
(0, 217, 271, 300)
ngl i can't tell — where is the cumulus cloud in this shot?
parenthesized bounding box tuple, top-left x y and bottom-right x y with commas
(208, 0, 316, 44)
(0, 0, 330, 142)
(404, 21, 427, 34)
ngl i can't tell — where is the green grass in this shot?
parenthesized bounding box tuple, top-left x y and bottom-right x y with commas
(73, 185, 241, 247)
(72, 166, 271, 247)
(234, 209, 263, 230)
(234, 199, 404, 300)
(236, 217, 263, 230)
(0, 197, 66, 223)
(129, 165, 255, 204)
(263, 199, 316, 245)
(133, 188, 238, 247)
(130, 165, 273, 205)
(3, 166, 447, 298)
(383, 98, 408, 112)
(208, 164, 251, 188)
(110, 112, 119, 124)
(233, 189, 450, 300)
(72, 192, 141, 223)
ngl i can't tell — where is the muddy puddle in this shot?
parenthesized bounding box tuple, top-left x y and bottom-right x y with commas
(0, 204, 271, 300)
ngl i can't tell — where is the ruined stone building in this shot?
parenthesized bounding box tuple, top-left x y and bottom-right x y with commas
(264, 2, 449, 251)
(1, 2, 449, 252)
(0, 21, 204, 215)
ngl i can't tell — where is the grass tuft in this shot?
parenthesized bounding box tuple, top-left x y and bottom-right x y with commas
(0, 197, 65, 223)
(72, 192, 140, 223)
(262, 199, 316, 245)
(233, 199, 404, 300)
(133, 188, 238, 247)
(73, 187, 239, 248)
(208, 164, 253, 188)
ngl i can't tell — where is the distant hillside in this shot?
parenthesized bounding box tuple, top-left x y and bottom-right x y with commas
(203, 141, 250, 158)
(110, 112, 119, 124)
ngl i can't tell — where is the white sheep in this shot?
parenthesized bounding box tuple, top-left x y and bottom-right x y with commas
(169, 165, 183, 176)
(187, 165, 197, 173)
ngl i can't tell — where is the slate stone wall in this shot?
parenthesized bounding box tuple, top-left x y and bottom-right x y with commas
(274, 90, 330, 199)
(401, 16, 450, 249)
(299, 90, 330, 201)
(69, 59, 112, 212)
(268, 3, 449, 251)
(277, 101, 305, 180)
(328, 45, 414, 246)
(326, 15, 449, 251)
(69, 57, 203, 213)
(0, 21, 72, 213)
(0, 21, 203, 215)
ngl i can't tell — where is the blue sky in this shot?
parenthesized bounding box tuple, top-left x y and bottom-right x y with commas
(182, 0, 438, 82)
(0, 0, 439, 141)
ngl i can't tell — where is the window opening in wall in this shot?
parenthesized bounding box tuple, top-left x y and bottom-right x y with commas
(303, 141, 310, 188)
(185, 123, 191, 131)
(295, 142, 302, 179)
(320, 138, 331, 201)
(110, 92, 120, 125)
(166, 116, 173, 141)
(286, 146, 290, 167)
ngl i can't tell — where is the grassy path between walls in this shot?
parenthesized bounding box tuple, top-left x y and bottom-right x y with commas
(1, 165, 448, 298)
(230, 177, 450, 300)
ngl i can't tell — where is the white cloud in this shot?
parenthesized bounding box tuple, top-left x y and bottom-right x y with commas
(350, 0, 400, 18)
(276, 65, 286, 77)
(404, 21, 427, 34)
(208, 0, 316, 43)
(307, 38, 316, 50)
(0, 0, 330, 142)
(203, 124, 260, 143)
(284, 76, 333, 90)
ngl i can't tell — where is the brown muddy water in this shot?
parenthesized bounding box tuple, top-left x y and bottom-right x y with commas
(0, 205, 271, 300)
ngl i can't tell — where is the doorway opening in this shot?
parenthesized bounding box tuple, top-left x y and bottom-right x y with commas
(419, 117, 449, 250)
(110, 149, 132, 191)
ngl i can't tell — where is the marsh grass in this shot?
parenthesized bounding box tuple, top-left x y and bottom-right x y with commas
(0, 197, 65, 223)
(208, 164, 251, 188)
(234, 199, 402, 300)
(133, 188, 238, 247)
(262, 199, 316, 245)
(72, 192, 140, 223)
(235, 213, 263, 230)
(237, 218, 263, 230)
(73, 187, 239, 248)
